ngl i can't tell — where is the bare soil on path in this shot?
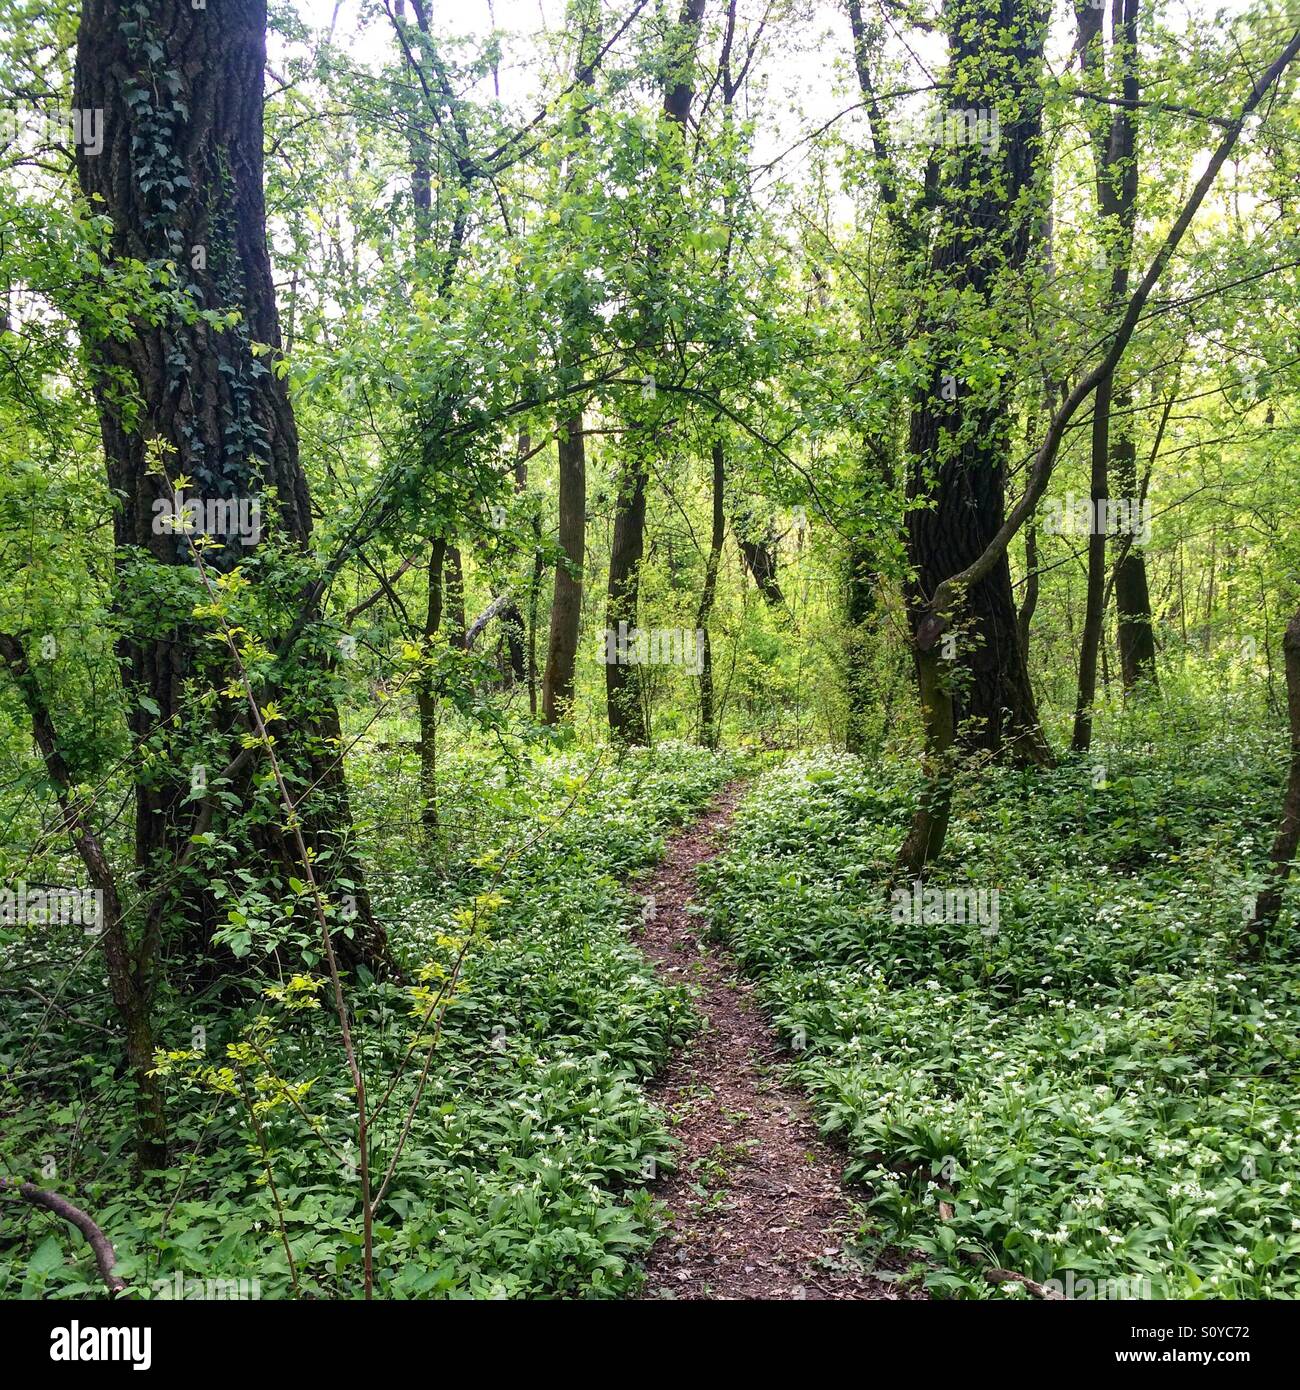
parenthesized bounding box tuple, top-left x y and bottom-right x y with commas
(633, 781, 924, 1301)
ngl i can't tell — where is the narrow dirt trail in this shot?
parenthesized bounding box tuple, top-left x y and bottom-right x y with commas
(633, 781, 920, 1301)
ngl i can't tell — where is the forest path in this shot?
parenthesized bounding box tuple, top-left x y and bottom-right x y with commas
(632, 781, 917, 1301)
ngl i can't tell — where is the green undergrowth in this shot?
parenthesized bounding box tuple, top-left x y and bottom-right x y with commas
(701, 708, 1300, 1299)
(1, 738, 733, 1299)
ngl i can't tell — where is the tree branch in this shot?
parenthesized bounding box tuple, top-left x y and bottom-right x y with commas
(918, 25, 1300, 647)
(0, 1177, 126, 1295)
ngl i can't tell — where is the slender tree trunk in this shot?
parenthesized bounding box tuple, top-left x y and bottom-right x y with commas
(418, 538, 446, 838)
(845, 537, 876, 754)
(693, 4, 739, 751)
(1249, 608, 1300, 952)
(527, 547, 544, 716)
(1073, 0, 1143, 749)
(539, 6, 598, 723)
(1017, 517, 1041, 656)
(513, 430, 544, 716)
(695, 441, 726, 747)
(543, 415, 587, 722)
(0, 633, 167, 1169)
(605, 459, 651, 743)
(604, 0, 706, 742)
(1072, 372, 1112, 750)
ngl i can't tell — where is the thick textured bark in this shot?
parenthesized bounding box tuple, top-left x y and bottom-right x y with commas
(543, 414, 587, 722)
(73, 0, 386, 974)
(695, 441, 726, 747)
(895, 0, 1052, 875)
(1249, 608, 1300, 952)
(904, 0, 1052, 771)
(900, 20, 1300, 874)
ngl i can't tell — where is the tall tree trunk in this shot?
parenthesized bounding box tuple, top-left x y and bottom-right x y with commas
(1113, 398, 1158, 687)
(604, 0, 706, 742)
(417, 538, 446, 838)
(695, 440, 726, 747)
(0, 633, 168, 1169)
(543, 415, 587, 722)
(693, 4, 737, 751)
(73, 0, 387, 974)
(899, 20, 1300, 871)
(1072, 372, 1113, 750)
(1072, 0, 1142, 750)
(541, 8, 598, 723)
(514, 430, 545, 716)
(605, 458, 651, 743)
(845, 538, 876, 754)
(1249, 607, 1300, 953)
(1017, 517, 1041, 656)
(903, 0, 1053, 775)
(898, 0, 1052, 870)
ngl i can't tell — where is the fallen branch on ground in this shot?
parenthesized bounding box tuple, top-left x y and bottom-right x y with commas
(0, 1176, 126, 1294)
